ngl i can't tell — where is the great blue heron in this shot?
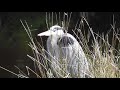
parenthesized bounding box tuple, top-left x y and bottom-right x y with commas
(38, 25, 91, 78)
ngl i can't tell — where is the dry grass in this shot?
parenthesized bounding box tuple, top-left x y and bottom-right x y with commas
(1, 12, 120, 78)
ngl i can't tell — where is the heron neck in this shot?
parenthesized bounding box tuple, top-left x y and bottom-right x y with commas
(50, 35, 62, 47)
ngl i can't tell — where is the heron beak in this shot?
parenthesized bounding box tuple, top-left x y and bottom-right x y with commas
(38, 30, 52, 36)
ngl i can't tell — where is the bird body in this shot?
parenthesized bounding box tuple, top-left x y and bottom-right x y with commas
(38, 25, 90, 78)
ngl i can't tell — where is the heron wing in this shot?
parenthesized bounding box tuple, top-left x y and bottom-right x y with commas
(57, 34, 90, 77)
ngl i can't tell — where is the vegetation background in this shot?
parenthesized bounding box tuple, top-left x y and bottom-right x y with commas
(0, 12, 120, 78)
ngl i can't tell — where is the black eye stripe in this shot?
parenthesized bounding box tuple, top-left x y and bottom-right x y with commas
(52, 27, 61, 32)
(55, 27, 61, 29)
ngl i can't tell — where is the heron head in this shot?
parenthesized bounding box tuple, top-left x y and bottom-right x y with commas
(38, 25, 64, 37)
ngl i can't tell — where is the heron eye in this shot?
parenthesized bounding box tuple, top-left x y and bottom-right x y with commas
(53, 27, 61, 32)
(53, 29, 56, 32)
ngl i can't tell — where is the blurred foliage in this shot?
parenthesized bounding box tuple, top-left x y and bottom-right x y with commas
(0, 12, 47, 77)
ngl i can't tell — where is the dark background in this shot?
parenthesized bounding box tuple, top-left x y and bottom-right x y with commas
(0, 12, 120, 78)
